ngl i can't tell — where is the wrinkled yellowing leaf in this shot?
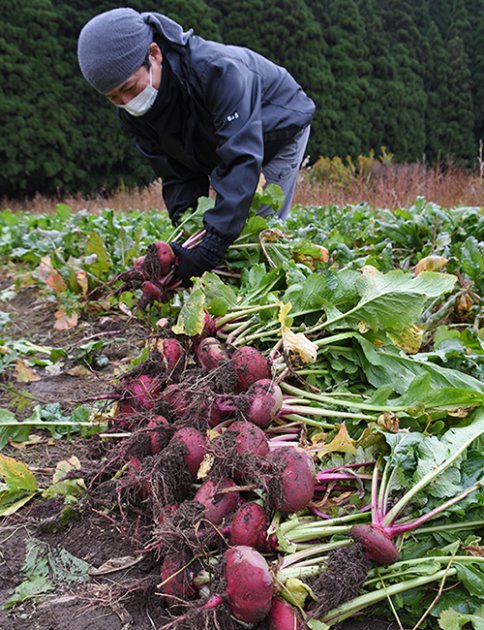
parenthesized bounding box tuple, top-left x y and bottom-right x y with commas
(315, 245, 329, 263)
(282, 328, 318, 365)
(207, 429, 222, 441)
(278, 302, 292, 326)
(256, 172, 266, 194)
(197, 453, 214, 479)
(310, 432, 328, 446)
(318, 423, 356, 456)
(360, 265, 379, 276)
(54, 310, 78, 331)
(463, 546, 484, 557)
(281, 578, 316, 608)
(357, 321, 371, 333)
(448, 408, 472, 418)
(415, 255, 448, 275)
(455, 292, 475, 316)
(66, 365, 91, 377)
(36, 256, 67, 293)
(89, 554, 144, 576)
(0, 454, 38, 491)
(389, 324, 424, 354)
(36, 256, 54, 281)
(0, 491, 38, 516)
(76, 271, 89, 298)
(260, 228, 287, 243)
(11, 434, 45, 449)
(13, 360, 40, 383)
(52, 456, 82, 484)
(377, 412, 399, 432)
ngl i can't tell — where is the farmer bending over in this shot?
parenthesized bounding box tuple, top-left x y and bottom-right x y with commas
(77, 8, 315, 286)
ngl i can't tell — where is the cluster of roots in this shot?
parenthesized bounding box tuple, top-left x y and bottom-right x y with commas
(308, 543, 372, 618)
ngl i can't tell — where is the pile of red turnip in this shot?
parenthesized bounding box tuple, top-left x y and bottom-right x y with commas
(93, 319, 442, 628)
(91, 321, 342, 628)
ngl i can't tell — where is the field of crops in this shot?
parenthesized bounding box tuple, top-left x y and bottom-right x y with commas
(0, 194, 483, 630)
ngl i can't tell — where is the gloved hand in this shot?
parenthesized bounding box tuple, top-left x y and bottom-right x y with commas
(170, 240, 223, 288)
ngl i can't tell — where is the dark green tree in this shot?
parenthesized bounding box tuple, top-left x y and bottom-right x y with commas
(356, 0, 402, 154)
(423, 22, 451, 161)
(0, 0, 79, 197)
(449, 0, 471, 39)
(155, 0, 222, 40)
(428, 0, 452, 39)
(410, 0, 431, 34)
(441, 35, 476, 160)
(317, 0, 371, 156)
(464, 0, 484, 146)
(374, 0, 427, 160)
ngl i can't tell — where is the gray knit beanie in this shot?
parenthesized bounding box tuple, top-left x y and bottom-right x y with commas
(77, 8, 153, 94)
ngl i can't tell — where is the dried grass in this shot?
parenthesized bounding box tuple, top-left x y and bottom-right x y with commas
(2, 163, 483, 215)
(294, 162, 484, 209)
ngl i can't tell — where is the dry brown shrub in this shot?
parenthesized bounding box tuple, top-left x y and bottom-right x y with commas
(2, 162, 483, 215)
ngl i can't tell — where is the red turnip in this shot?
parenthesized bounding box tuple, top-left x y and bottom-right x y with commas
(231, 346, 271, 392)
(143, 241, 176, 277)
(244, 379, 283, 427)
(146, 415, 171, 455)
(160, 551, 199, 605)
(156, 338, 185, 373)
(194, 478, 239, 525)
(351, 524, 399, 566)
(125, 374, 161, 410)
(268, 597, 304, 629)
(224, 545, 274, 623)
(228, 420, 270, 458)
(230, 502, 276, 551)
(139, 280, 164, 308)
(196, 337, 230, 371)
(133, 256, 149, 278)
(113, 400, 138, 430)
(170, 427, 207, 477)
(268, 447, 315, 513)
(158, 546, 274, 628)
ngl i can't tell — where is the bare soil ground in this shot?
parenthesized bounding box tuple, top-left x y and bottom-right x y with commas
(0, 271, 402, 629)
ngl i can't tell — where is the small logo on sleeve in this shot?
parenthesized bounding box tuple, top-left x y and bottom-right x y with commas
(226, 112, 240, 123)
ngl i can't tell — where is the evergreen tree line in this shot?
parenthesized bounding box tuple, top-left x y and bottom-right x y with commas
(1, 0, 483, 198)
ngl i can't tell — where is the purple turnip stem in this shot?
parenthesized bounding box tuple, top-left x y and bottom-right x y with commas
(387, 482, 482, 536)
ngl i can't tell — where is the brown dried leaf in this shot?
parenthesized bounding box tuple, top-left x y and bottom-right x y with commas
(66, 365, 91, 377)
(415, 255, 448, 275)
(54, 310, 78, 331)
(76, 271, 89, 298)
(463, 546, 484, 557)
(13, 360, 41, 383)
(89, 554, 144, 576)
(377, 412, 400, 432)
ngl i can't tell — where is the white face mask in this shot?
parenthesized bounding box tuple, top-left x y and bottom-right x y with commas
(118, 65, 158, 117)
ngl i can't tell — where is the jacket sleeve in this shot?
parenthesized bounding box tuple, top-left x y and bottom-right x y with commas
(118, 114, 209, 224)
(160, 158, 210, 224)
(192, 57, 264, 243)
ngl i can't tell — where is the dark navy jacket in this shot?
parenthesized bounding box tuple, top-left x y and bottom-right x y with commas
(119, 14, 315, 248)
